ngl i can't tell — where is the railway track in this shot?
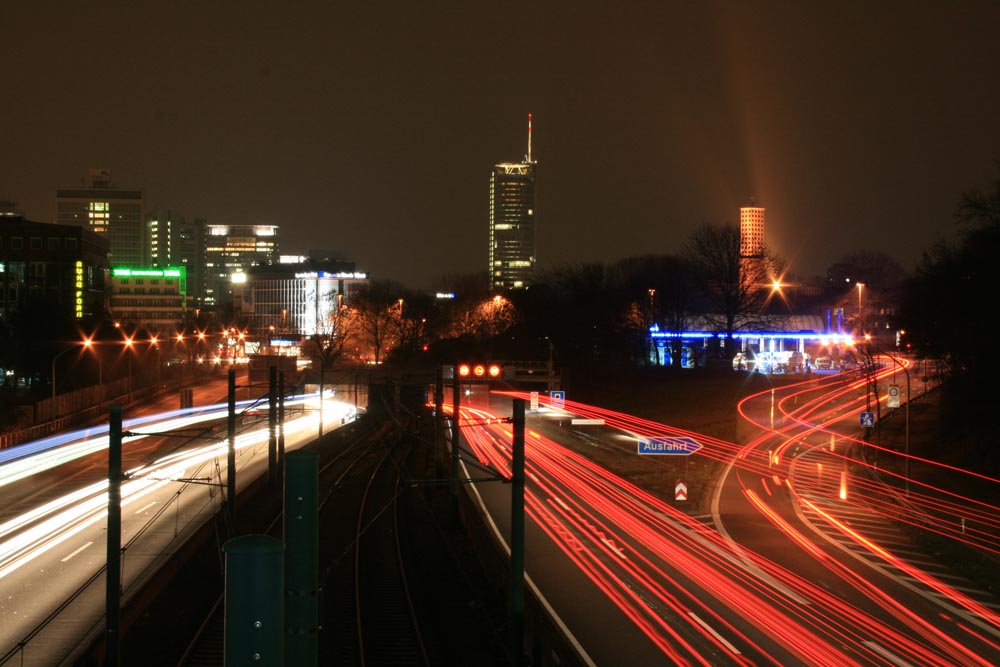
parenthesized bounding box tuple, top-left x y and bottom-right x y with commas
(173, 408, 509, 667)
(353, 443, 428, 666)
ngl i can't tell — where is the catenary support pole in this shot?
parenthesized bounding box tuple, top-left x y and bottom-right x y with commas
(284, 450, 319, 667)
(450, 375, 461, 503)
(510, 398, 526, 667)
(318, 363, 324, 438)
(224, 535, 284, 667)
(278, 371, 286, 469)
(434, 367, 444, 476)
(268, 365, 277, 485)
(105, 403, 123, 666)
(227, 369, 237, 527)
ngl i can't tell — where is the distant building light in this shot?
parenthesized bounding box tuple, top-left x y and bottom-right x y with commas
(293, 271, 367, 280)
(231, 273, 247, 284)
(435, 292, 455, 299)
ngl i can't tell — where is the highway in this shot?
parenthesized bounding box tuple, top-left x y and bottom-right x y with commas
(450, 367, 1000, 666)
(3, 363, 999, 665)
(0, 378, 358, 666)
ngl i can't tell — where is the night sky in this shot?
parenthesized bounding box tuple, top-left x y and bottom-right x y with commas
(3, 2, 999, 289)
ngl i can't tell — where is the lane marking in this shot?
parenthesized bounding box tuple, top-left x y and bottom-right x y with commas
(862, 640, 914, 667)
(61, 541, 93, 563)
(134, 501, 158, 514)
(688, 612, 741, 654)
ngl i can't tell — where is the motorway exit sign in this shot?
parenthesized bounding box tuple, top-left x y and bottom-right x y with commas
(549, 391, 565, 409)
(637, 436, 702, 455)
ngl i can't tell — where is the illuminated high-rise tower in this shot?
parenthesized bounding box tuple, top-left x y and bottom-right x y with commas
(739, 200, 766, 287)
(147, 209, 207, 303)
(739, 201, 765, 259)
(489, 115, 537, 289)
(204, 223, 280, 305)
(56, 169, 144, 267)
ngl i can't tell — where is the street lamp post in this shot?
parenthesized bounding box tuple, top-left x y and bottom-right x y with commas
(882, 349, 911, 495)
(51, 344, 80, 411)
(124, 337, 134, 395)
(857, 282, 865, 334)
(83, 338, 103, 408)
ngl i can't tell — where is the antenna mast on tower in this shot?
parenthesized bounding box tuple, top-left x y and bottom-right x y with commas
(527, 113, 533, 163)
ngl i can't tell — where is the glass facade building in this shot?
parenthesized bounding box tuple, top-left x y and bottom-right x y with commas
(489, 161, 536, 289)
(204, 224, 279, 305)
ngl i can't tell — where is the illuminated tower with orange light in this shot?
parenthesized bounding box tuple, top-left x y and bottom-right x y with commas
(740, 201, 765, 259)
(740, 200, 766, 286)
(489, 115, 537, 289)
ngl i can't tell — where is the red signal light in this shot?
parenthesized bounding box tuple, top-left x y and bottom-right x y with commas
(473, 364, 486, 378)
(488, 364, 501, 378)
(458, 363, 471, 377)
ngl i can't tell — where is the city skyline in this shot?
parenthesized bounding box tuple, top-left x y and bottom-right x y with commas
(2, 2, 1000, 289)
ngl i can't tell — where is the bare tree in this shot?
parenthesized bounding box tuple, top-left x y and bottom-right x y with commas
(828, 250, 905, 338)
(956, 160, 1000, 229)
(348, 281, 403, 364)
(686, 223, 775, 356)
(300, 296, 359, 369)
(609, 255, 696, 367)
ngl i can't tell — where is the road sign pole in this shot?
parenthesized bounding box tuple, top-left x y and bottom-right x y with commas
(510, 398, 526, 667)
(106, 403, 122, 666)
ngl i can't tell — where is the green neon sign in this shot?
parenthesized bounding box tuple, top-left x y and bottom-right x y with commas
(112, 266, 184, 278)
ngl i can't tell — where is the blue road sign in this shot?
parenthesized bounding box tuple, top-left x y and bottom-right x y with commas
(549, 391, 565, 409)
(637, 436, 702, 455)
(860, 411, 875, 428)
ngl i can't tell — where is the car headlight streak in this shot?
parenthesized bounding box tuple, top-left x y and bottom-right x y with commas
(0, 396, 357, 581)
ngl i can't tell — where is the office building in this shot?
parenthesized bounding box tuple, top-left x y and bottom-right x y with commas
(0, 209, 110, 321)
(107, 266, 187, 335)
(204, 224, 280, 306)
(489, 115, 537, 289)
(235, 257, 366, 337)
(147, 210, 206, 303)
(56, 169, 144, 267)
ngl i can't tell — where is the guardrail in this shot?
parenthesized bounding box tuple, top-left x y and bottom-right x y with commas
(0, 383, 166, 451)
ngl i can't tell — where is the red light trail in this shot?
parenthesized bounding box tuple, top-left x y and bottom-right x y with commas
(437, 372, 1000, 664)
